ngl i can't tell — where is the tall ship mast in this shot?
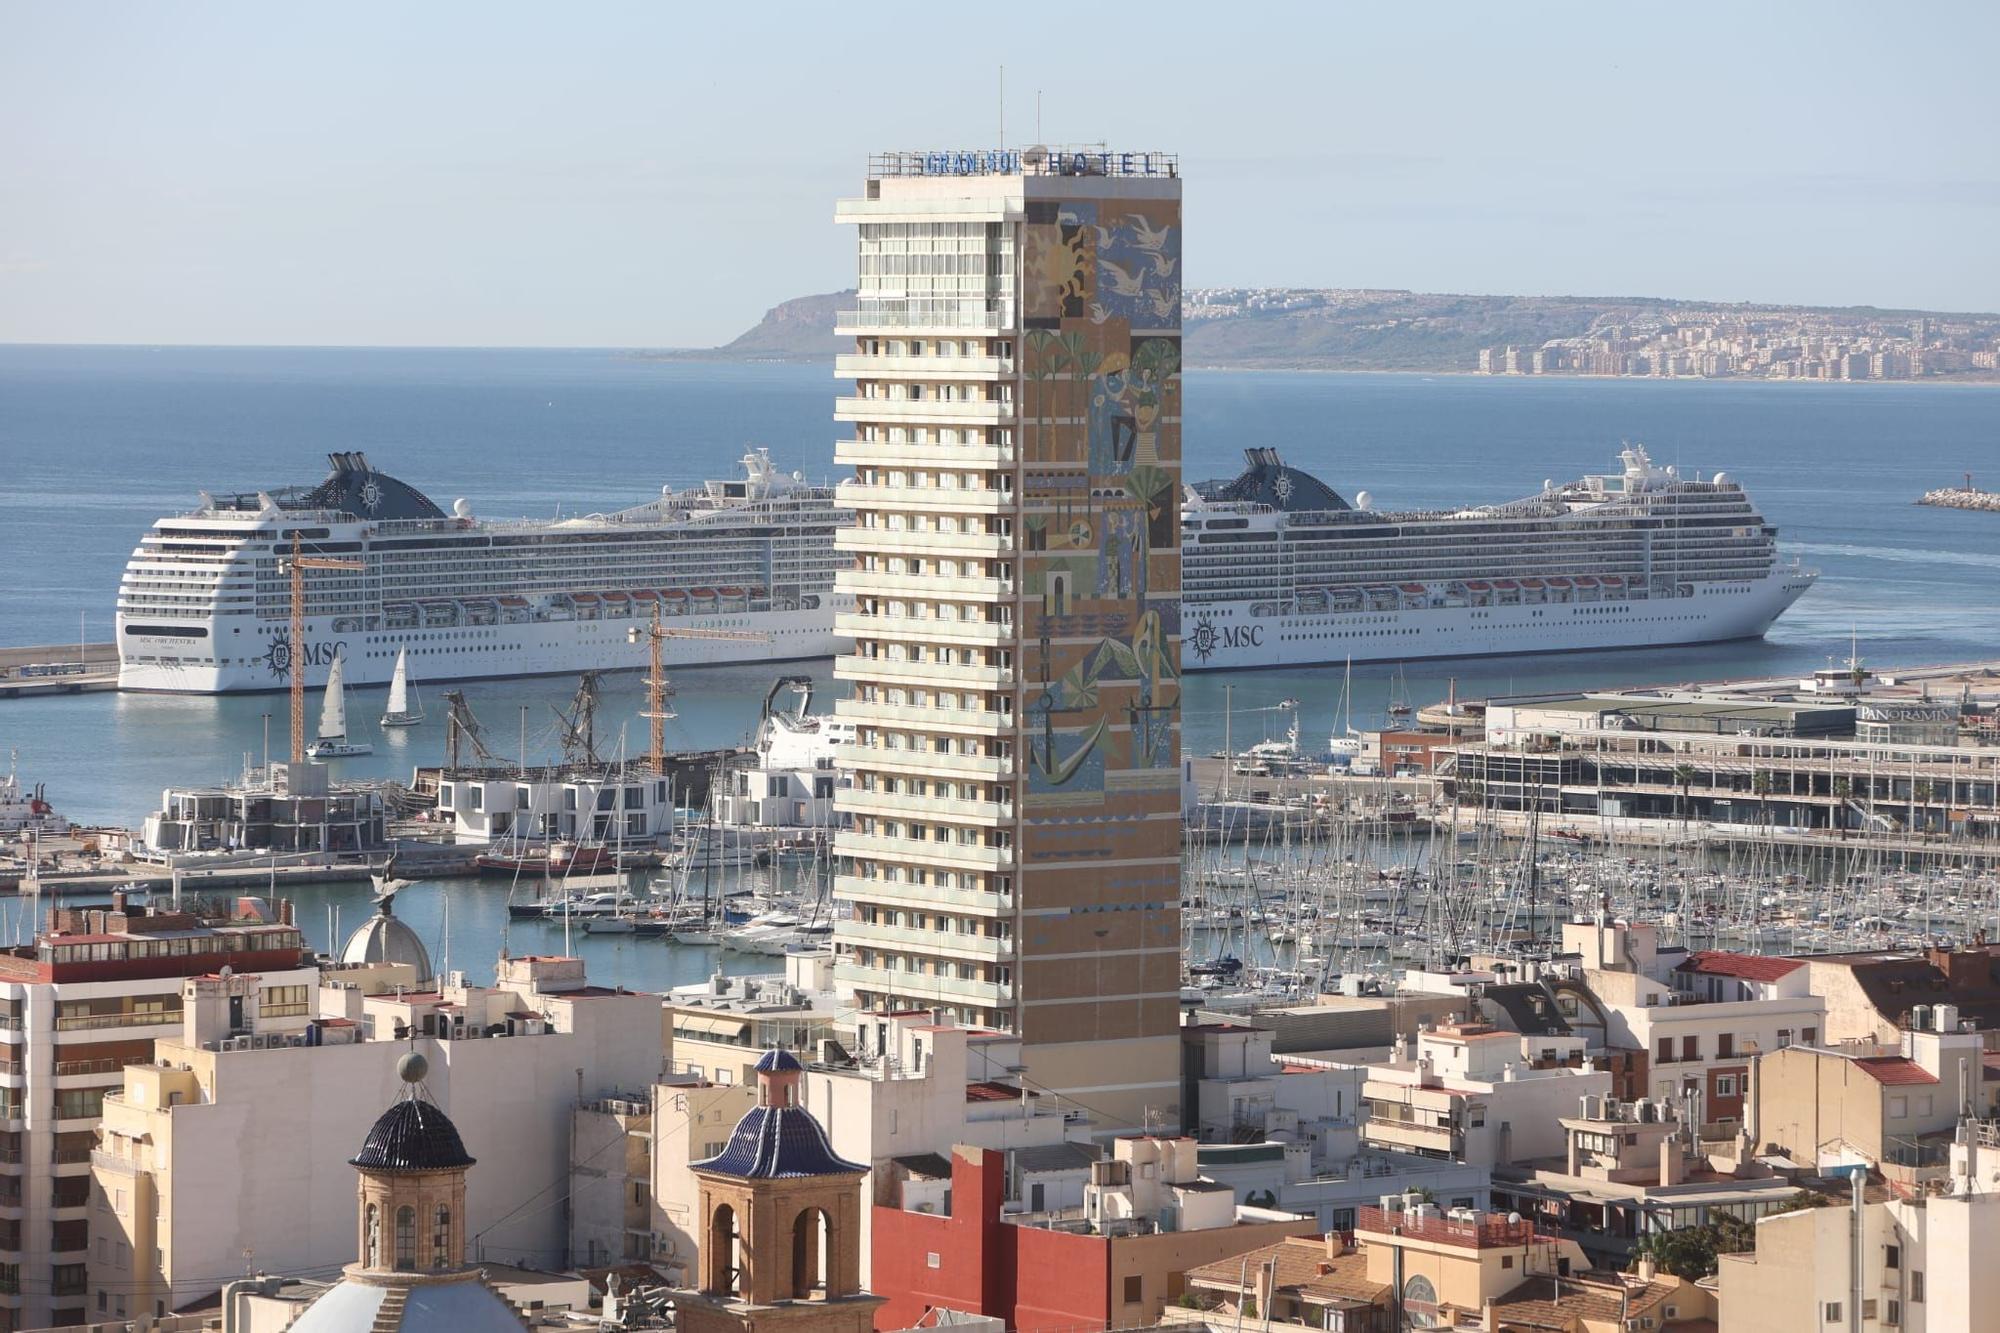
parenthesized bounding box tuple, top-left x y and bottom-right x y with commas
(116, 450, 848, 694)
(1177, 444, 1817, 669)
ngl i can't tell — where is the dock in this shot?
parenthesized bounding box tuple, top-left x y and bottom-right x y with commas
(0, 641, 119, 698)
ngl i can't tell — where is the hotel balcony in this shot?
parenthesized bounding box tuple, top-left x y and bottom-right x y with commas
(835, 396, 1015, 426)
(834, 742, 1013, 780)
(840, 788, 1014, 826)
(837, 569, 1013, 600)
(834, 353, 1013, 379)
(835, 700, 1014, 735)
(835, 527, 1012, 557)
(834, 480, 1015, 514)
(833, 874, 1014, 916)
(834, 654, 1014, 689)
(834, 438, 1016, 469)
(834, 961, 1013, 1007)
(836, 309, 1007, 334)
(834, 830, 1013, 871)
(837, 919, 1015, 962)
(834, 612, 1013, 646)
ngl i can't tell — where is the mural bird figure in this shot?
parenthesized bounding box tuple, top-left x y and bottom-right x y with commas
(1127, 215, 1172, 253)
(1100, 260, 1147, 298)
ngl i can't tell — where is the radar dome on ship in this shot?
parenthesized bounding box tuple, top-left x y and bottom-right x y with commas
(452, 498, 472, 519)
(1713, 471, 1732, 486)
(1543, 478, 1555, 492)
(1355, 490, 1373, 511)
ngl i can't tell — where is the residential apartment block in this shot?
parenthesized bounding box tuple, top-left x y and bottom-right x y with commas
(831, 147, 1185, 1133)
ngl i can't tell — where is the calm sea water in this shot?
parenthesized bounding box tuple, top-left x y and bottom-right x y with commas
(3, 347, 1998, 841)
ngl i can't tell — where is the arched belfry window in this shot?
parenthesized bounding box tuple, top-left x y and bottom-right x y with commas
(395, 1205, 416, 1271)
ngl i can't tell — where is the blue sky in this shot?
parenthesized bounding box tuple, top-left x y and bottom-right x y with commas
(2, 2, 1995, 347)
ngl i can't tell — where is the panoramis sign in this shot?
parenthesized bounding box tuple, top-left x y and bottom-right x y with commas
(874, 149, 1179, 179)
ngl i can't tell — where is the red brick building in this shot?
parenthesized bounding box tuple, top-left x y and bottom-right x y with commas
(871, 1141, 1312, 1331)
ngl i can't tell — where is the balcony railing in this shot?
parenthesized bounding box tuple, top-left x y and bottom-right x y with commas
(1356, 1205, 1537, 1249)
(837, 309, 1006, 332)
(54, 1010, 182, 1033)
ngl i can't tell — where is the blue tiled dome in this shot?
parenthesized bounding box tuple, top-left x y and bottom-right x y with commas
(351, 1099, 476, 1173)
(693, 1104, 864, 1179)
(755, 1048, 804, 1073)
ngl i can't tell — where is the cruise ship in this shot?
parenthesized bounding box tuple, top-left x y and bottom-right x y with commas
(117, 450, 848, 694)
(1178, 445, 1816, 671)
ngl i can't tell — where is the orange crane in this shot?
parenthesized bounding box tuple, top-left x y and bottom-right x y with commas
(628, 604, 768, 774)
(281, 533, 365, 765)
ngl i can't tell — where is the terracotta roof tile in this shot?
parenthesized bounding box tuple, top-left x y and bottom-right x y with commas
(1676, 951, 1803, 982)
(1852, 1056, 1939, 1086)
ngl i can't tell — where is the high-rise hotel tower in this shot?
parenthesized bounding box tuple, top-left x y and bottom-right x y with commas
(831, 148, 1184, 1131)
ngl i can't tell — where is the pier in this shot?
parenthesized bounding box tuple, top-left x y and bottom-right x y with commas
(1918, 482, 2000, 513)
(0, 641, 119, 698)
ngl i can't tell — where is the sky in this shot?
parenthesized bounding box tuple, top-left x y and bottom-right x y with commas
(2, 2, 1996, 348)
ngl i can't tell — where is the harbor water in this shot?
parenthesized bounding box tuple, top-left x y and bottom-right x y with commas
(3, 348, 1998, 986)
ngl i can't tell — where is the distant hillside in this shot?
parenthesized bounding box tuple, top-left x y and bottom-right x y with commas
(640, 291, 852, 361)
(658, 286, 1999, 375)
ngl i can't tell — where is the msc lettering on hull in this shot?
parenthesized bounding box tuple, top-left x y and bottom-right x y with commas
(1186, 619, 1262, 663)
(264, 637, 347, 680)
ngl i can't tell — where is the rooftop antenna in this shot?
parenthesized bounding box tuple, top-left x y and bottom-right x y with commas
(1036, 90, 1042, 143)
(998, 64, 1004, 147)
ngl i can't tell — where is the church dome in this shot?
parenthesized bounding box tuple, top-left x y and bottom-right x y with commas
(341, 892, 432, 980)
(284, 1276, 529, 1333)
(351, 1098, 475, 1173)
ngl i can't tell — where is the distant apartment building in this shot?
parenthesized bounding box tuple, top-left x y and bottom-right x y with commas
(871, 1137, 1312, 1331)
(0, 894, 311, 1331)
(88, 953, 665, 1319)
(830, 146, 1186, 1134)
(1356, 1019, 1610, 1167)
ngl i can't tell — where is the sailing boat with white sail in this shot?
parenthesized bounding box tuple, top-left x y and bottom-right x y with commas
(379, 647, 424, 727)
(306, 654, 373, 759)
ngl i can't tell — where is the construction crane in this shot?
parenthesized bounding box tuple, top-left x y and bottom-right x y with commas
(628, 604, 769, 775)
(280, 533, 365, 765)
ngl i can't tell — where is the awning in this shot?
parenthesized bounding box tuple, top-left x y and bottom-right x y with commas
(670, 1012, 750, 1038)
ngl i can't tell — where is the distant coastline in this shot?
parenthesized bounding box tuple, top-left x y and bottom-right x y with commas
(646, 286, 2000, 382)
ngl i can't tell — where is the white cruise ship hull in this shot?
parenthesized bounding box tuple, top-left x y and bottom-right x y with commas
(1181, 570, 1815, 672)
(118, 603, 847, 694)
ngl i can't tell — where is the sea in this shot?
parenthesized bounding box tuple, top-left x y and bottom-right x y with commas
(2, 347, 1996, 984)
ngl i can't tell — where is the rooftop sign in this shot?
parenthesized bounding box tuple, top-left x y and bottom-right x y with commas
(869, 148, 1178, 179)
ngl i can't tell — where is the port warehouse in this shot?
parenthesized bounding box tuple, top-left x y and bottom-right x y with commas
(1440, 692, 2000, 836)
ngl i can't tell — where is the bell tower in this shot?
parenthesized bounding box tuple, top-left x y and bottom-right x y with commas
(673, 1050, 882, 1333)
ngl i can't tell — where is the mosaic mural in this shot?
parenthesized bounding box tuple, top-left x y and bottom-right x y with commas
(1018, 192, 1182, 832)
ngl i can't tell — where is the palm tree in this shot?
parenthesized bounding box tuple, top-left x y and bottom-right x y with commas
(1673, 763, 1697, 826)
(1751, 770, 1774, 831)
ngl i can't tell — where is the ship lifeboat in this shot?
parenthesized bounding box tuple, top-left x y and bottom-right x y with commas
(1572, 575, 1599, 588)
(1493, 579, 1520, 592)
(1544, 577, 1572, 589)
(717, 586, 746, 600)
(1399, 582, 1427, 595)
(1463, 581, 1491, 592)
(1520, 578, 1544, 590)
(630, 589, 660, 602)
(1600, 574, 1624, 587)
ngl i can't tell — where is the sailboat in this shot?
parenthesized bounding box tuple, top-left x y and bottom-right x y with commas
(1327, 656, 1365, 768)
(379, 647, 424, 727)
(305, 654, 373, 759)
